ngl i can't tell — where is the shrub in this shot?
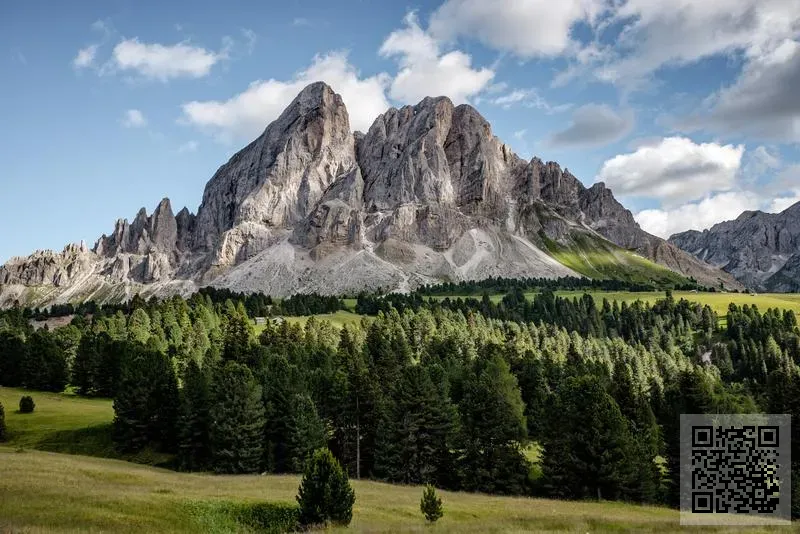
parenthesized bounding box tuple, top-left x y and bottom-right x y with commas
(0, 401, 6, 441)
(234, 502, 300, 533)
(420, 484, 444, 523)
(19, 396, 35, 414)
(296, 448, 355, 527)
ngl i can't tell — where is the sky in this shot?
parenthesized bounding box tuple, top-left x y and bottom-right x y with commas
(2, 0, 800, 264)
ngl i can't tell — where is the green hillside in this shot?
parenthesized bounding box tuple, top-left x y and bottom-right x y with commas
(542, 233, 689, 286)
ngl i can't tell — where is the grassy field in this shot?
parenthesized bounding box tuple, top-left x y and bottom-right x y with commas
(553, 290, 800, 316)
(0, 447, 740, 533)
(0, 387, 171, 465)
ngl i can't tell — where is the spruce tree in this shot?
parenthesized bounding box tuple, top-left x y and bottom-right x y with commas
(177, 360, 211, 470)
(113, 346, 179, 453)
(377, 364, 456, 485)
(209, 361, 265, 474)
(541, 375, 636, 501)
(420, 484, 444, 523)
(288, 393, 327, 472)
(296, 448, 356, 527)
(458, 355, 529, 494)
(0, 331, 27, 387)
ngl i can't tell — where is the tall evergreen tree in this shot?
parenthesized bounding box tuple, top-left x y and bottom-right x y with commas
(177, 360, 211, 470)
(209, 361, 265, 474)
(541, 375, 637, 501)
(288, 393, 327, 472)
(458, 354, 529, 494)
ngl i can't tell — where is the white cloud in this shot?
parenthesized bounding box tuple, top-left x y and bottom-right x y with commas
(380, 12, 494, 104)
(178, 140, 199, 153)
(293, 17, 312, 27)
(429, 0, 606, 57)
(513, 129, 527, 140)
(549, 104, 634, 147)
(110, 38, 226, 81)
(769, 192, 800, 213)
(597, 137, 744, 205)
(683, 39, 800, 142)
(596, 0, 800, 85)
(636, 191, 762, 238)
(241, 29, 257, 54)
(486, 88, 569, 112)
(121, 109, 147, 128)
(181, 51, 390, 140)
(73, 45, 98, 69)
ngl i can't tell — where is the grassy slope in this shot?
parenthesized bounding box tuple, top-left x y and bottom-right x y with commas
(541, 233, 689, 286)
(0, 447, 704, 534)
(552, 291, 800, 317)
(0, 387, 170, 465)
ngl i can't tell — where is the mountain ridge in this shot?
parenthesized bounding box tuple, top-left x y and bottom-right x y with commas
(669, 201, 800, 292)
(0, 82, 741, 307)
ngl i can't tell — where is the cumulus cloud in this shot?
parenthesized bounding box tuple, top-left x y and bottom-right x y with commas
(769, 192, 800, 213)
(597, 136, 744, 205)
(682, 39, 800, 142)
(429, 0, 605, 57)
(635, 192, 762, 238)
(121, 109, 147, 128)
(181, 52, 390, 140)
(549, 104, 634, 147)
(73, 45, 98, 69)
(596, 0, 800, 84)
(110, 38, 226, 81)
(380, 12, 494, 104)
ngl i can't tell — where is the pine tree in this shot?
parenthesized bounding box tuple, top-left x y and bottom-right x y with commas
(209, 361, 265, 474)
(73, 332, 101, 395)
(541, 375, 636, 501)
(288, 393, 327, 472)
(260, 354, 295, 472)
(296, 448, 356, 527)
(112, 346, 179, 453)
(458, 355, 529, 494)
(0, 331, 27, 387)
(376, 364, 456, 485)
(177, 360, 211, 470)
(420, 484, 444, 523)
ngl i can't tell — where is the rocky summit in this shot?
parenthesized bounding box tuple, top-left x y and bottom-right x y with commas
(0, 82, 741, 307)
(670, 202, 800, 292)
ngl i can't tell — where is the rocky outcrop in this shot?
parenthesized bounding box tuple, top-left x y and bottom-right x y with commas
(670, 202, 800, 291)
(0, 82, 743, 308)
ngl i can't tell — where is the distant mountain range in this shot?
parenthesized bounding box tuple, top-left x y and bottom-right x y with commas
(0, 82, 742, 307)
(670, 202, 800, 292)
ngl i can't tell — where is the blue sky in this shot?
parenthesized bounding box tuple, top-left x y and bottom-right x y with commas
(2, 0, 800, 263)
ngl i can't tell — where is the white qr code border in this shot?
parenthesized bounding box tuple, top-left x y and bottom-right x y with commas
(680, 414, 791, 526)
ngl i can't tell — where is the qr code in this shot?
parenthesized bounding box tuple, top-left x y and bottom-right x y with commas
(680, 414, 791, 526)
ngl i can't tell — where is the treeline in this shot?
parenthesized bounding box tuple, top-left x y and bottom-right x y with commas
(2, 291, 800, 512)
(412, 275, 707, 295)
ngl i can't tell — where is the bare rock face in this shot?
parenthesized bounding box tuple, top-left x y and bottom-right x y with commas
(670, 202, 800, 291)
(192, 81, 357, 268)
(0, 81, 746, 307)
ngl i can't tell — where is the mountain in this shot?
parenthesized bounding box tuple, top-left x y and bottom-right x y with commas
(669, 203, 800, 292)
(0, 82, 741, 307)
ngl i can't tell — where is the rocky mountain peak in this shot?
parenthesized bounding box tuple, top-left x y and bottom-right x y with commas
(0, 82, 746, 307)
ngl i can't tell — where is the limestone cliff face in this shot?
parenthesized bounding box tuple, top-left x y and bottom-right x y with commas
(192, 82, 357, 269)
(670, 203, 800, 291)
(0, 82, 743, 307)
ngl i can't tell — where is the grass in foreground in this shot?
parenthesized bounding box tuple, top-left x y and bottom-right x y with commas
(0, 447, 718, 534)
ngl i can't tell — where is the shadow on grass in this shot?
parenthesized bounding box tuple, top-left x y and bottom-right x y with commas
(33, 423, 175, 468)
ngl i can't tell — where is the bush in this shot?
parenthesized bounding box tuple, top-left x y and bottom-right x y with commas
(296, 448, 355, 527)
(234, 502, 300, 533)
(420, 484, 444, 523)
(19, 396, 35, 414)
(0, 401, 6, 441)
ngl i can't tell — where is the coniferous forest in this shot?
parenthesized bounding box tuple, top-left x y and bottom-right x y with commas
(1, 283, 800, 513)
